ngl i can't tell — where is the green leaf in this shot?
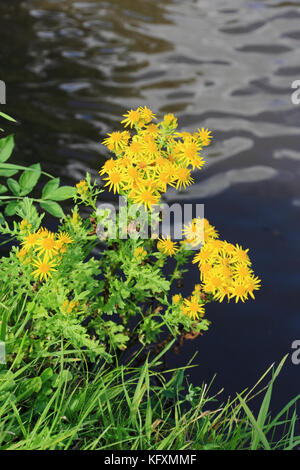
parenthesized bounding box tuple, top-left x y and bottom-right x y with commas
(0, 185, 7, 195)
(19, 163, 41, 196)
(40, 368, 53, 384)
(0, 168, 18, 177)
(39, 200, 65, 218)
(237, 393, 271, 450)
(7, 178, 20, 196)
(5, 201, 20, 216)
(16, 377, 42, 401)
(0, 134, 14, 163)
(0, 112, 17, 123)
(43, 186, 76, 201)
(41, 178, 60, 199)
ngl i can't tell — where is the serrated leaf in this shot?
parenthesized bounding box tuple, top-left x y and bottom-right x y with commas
(42, 178, 60, 199)
(7, 178, 20, 196)
(19, 163, 41, 196)
(0, 134, 14, 163)
(40, 200, 65, 218)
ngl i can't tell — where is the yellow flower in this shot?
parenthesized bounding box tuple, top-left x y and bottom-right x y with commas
(179, 139, 204, 170)
(121, 109, 141, 128)
(22, 232, 39, 250)
(71, 211, 81, 226)
(19, 219, 32, 232)
(186, 219, 218, 248)
(103, 169, 123, 194)
(193, 243, 217, 266)
(203, 219, 219, 242)
(99, 158, 116, 176)
(174, 167, 194, 190)
(60, 299, 79, 314)
(232, 244, 251, 266)
(32, 257, 57, 282)
(56, 232, 73, 253)
(229, 281, 249, 303)
(57, 231, 73, 245)
(183, 219, 204, 247)
(16, 247, 29, 264)
(37, 227, 50, 238)
(181, 296, 205, 320)
(162, 113, 178, 129)
(157, 236, 178, 256)
(193, 284, 202, 293)
(125, 139, 144, 158)
(102, 131, 130, 152)
(132, 186, 159, 210)
(138, 106, 156, 124)
(123, 166, 140, 184)
(203, 273, 224, 295)
(195, 128, 213, 146)
(233, 264, 253, 279)
(76, 180, 89, 195)
(215, 264, 232, 280)
(172, 294, 182, 304)
(35, 232, 58, 260)
(142, 136, 158, 156)
(213, 284, 231, 303)
(134, 246, 147, 260)
(155, 167, 176, 192)
(245, 275, 261, 300)
(144, 123, 159, 135)
(198, 262, 213, 281)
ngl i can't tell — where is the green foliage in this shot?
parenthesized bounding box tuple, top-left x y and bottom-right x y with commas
(0, 114, 75, 219)
(0, 352, 298, 450)
(0, 111, 294, 451)
(0, 114, 212, 368)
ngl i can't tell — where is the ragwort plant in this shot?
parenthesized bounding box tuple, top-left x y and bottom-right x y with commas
(0, 108, 261, 368)
(1, 110, 299, 452)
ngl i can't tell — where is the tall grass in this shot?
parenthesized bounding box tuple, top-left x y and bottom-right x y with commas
(0, 348, 299, 450)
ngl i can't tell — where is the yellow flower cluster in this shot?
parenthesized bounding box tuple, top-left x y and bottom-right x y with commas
(60, 299, 80, 314)
(183, 218, 219, 247)
(192, 219, 261, 303)
(76, 180, 89, 196)
(172, 284, 206, 320)
(17, 221, 73, 282)
(134, 246, 147, 261)
(100, 107, 212, 209)
(181, 284, 206, 320)
(19, 219, 32, 233)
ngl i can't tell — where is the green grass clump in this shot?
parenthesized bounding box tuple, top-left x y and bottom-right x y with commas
(0, 349, 299, 450)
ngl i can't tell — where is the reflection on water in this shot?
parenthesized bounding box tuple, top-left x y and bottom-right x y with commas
(1, 0, 300, 417)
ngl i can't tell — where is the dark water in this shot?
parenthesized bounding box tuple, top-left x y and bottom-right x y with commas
(1, 0, 300, 425)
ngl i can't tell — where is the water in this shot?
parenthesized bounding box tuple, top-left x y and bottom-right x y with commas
(1, 0, 300, 423)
